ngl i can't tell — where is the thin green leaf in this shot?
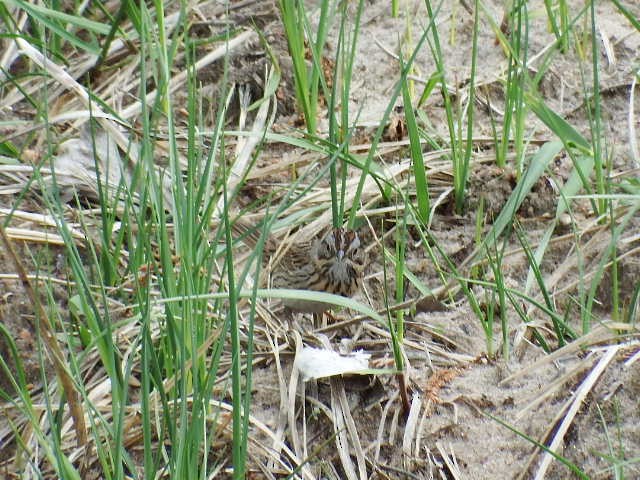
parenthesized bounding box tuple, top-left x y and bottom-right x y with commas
(526, 93, 592, 153)
(484, 412, 590, 479)
(7, 0, 110, 54)
(610, 0, 640, 32)
(481, 141, 563, 253)
(401, 63, 430, 223)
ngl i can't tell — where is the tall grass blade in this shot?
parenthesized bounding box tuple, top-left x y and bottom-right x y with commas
(400, 58, 429, 223)
(481, 141, 562, 254)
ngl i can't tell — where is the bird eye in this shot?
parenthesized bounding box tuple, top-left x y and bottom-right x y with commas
(350, 247, 366, 265)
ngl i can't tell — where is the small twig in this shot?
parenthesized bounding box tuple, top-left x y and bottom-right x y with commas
(397, 372, 411, 416)
(0, 225, 88, 455)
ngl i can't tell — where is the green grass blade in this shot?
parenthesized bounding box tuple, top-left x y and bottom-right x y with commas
(610, 0, 640, 31)
(481, 141, 562, 254)
(6, 0, 110, 54)
(485, 411, 590, 479)
(400, 61, 429, 223)
(526, 93, 592, 153)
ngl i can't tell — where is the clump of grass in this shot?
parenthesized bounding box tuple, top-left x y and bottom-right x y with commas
(0, 2, 271, 478)
(277, 0, 332, 136)
(2, 0, 639, 478)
